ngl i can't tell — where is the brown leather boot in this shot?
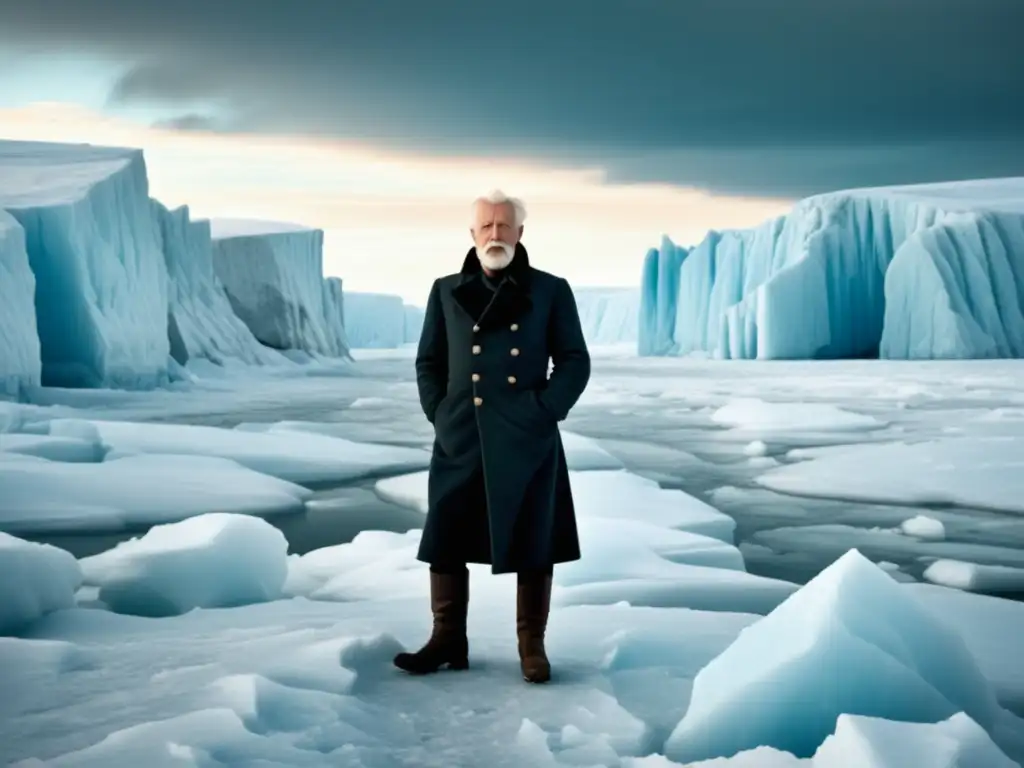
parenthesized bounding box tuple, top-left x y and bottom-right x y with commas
(393, 568, 470, 674)
(516, 570, 553, 683)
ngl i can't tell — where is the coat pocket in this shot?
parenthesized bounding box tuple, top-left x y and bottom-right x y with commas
(495, 390, 556, 436)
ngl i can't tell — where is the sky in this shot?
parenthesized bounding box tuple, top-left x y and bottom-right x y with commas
(0, 0, 1021, 303)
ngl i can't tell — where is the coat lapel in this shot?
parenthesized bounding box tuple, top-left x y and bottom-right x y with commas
(452, 243, 533, 329)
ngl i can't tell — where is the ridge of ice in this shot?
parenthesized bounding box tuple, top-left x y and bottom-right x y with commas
(0, 211, 40, 397)
(211, 220, 350, 357)
(639, 178, 1024, 360)
(664, 548, 1000, 763)
(0, 141, 170, 388)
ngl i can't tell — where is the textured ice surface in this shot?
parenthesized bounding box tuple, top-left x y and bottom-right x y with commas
(321, 276, 352, 358)
(0, 533, 82, 635)
(924, 559, 1024, 594)
(666, 712, 1018, 768)
(757, 436, 1024, 513)
(44, 417, 430, 485)
(711, 397, 883, 433)
(0, 140, 169, 387)
(0, 211, 40, 398)
(639, 178, 1024, 360)
(573, 287, 640, 345)
(157, 203, 283, 368)
(80, 513, 289, 617)
(343, 291, 423, 348)
(0, 452, 309, 534)
(211, 219, 349, 357)
(664, 549, 1000, 763)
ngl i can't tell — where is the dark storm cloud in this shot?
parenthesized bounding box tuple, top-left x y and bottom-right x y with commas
(4, 0, 1023, 196)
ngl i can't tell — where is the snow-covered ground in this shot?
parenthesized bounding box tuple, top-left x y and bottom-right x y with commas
(2, 350, 1024, 766)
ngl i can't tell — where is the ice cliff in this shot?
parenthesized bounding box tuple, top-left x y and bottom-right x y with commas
(573, 286, 640, 345)
(0, 142, 170, 388)
(0, 140, 355, 393)
(343, 292, 424, 348)
(0, 211, 40, 397)
(157, 204, 283, 367)
(211, 219, 350, 358)
(640, 178, 1024, 359)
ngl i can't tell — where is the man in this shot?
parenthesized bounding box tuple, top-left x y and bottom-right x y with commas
(393, 190, 591, 684)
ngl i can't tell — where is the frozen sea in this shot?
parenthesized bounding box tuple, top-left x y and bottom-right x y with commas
(21, 345, 1024, 598)
(4, 344, 1024, 766)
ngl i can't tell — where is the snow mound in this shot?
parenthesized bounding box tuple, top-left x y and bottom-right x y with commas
(901, 514, 946, 540)
(0, 533, 82, 635)
(755, 436, 1024, 514)
(0, 211, 40, 398)
(663, 549, 1000, 763)
(157, 203, 285, 368)
(573, 286, 640, 345)
(343, 291, 422, 348)
(711, 398, 882, 432)
(80, 513, 289, 617)
(52, 418, 430, 486)
(0, 453, 309, 534)
(639, 178, 1024, 360)
(0, 140, 169, 388)
(210, 219, 349, 357)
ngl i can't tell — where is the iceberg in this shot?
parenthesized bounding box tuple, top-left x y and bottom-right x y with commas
(157, 203, 284, 367)
(211, 219, 349, 357)
(0, 211, 40, 398)
(343, 291, 424, 348)
(663, 549, 1000, 763)
(640, 178, 1024, 359)
(573, 286, 641, 345)
(0, 140, 170, 388)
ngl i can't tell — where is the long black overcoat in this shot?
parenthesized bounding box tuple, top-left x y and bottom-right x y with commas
(414, 243, 591, 574)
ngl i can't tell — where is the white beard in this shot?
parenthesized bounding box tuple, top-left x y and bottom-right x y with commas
(476, 240, 514, 271)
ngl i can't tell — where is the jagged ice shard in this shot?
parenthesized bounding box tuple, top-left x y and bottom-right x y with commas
(211, 219, 350, 358)
(640, 178, 1024, 359)
(572, 286, 640, 345)
(0, 142, 170, 387)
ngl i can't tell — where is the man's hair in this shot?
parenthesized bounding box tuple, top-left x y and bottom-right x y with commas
(471, 189, 527, 229)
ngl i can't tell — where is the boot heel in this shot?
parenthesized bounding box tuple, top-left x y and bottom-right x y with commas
(447, 657, 470, 670)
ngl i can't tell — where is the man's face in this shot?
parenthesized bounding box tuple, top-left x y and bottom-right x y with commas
(471, 201, 523, 271)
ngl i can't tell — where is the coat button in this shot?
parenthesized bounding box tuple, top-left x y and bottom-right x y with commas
(472, 373, 480, 382)
(507, 375, 517, 384)
(473, 396, 483, 406)
(472, 345, 481, 354)
(473, 325, 480, 332)
(510, 323, 519, 331)
(510, 347, 520, 356)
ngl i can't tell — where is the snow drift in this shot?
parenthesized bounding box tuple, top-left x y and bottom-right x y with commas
(0, 141, 170, 388)
(640, 178, 1024, 359)
(343, 291, 423, 348)
(157, 203, 283, 367)
(0, 211, 40, 397)
(0, 532, 82, 635)
(211, 219, 350, 358)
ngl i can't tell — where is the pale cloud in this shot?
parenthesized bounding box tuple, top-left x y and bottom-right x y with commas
(0, 103, 793, 304)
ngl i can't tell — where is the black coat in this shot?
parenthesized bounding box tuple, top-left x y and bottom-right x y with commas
(414, 243, 591, 574)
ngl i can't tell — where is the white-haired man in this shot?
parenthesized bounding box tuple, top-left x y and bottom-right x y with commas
(393, 190, 591, 683)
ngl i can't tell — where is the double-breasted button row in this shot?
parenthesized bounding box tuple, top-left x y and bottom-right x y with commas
(473, 396, 483, 406)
